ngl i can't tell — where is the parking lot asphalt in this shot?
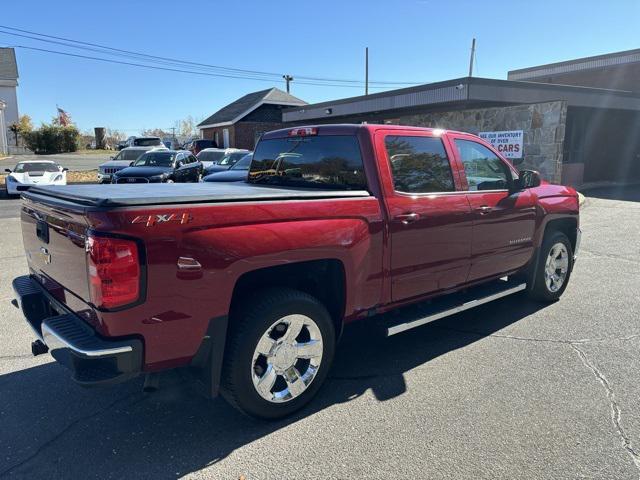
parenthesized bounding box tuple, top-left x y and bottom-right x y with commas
(1, 152, 111, 171)
(0, 187, 639, 479)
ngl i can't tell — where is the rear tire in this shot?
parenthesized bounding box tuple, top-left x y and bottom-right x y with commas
(528, 230, 573, 302)
(221, 288, 335, 419)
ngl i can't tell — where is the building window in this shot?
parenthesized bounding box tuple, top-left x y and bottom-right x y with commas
(385, 135, 455, 193)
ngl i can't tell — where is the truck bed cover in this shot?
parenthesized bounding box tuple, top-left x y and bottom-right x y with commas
(23, 183, 371, 208)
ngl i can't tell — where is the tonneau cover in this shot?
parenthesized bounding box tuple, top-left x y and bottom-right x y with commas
(24, 183, 370, 208)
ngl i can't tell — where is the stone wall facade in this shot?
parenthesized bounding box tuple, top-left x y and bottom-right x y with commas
(396, 100, 568, 183)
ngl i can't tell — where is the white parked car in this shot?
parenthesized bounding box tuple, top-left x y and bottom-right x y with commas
(196, 148, 248, 169)
(4, 160, 67, 197)
(98, 146, 168, 183)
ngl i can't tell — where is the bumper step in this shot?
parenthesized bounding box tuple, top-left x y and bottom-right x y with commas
(12, 275, 143, 386)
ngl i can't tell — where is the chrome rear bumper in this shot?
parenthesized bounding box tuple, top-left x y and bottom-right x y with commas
(12, 275, 142, 386)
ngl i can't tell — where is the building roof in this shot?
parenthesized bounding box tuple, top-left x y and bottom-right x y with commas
(283, 76, 640, 123)
(508, 48, 640, 81)
(198, 88, 307, 128)
(0, 48, 18, 81)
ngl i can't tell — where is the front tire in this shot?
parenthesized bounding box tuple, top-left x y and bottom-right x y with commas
(528, 230, 573, 302)
(221, 288, 335, 419)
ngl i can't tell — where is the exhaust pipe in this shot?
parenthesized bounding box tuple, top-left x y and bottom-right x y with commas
(143, 373, 160, 393)
(31, 340, 49, 356)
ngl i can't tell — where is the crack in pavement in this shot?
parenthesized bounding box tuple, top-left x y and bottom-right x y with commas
(433, 326, 640, 347)
(0, 353, 35, 361)
(432, 325, 640, 476)
(580, 248, 640, 265)
(570, 344, 640, 476)
(0, 392, 145, 478)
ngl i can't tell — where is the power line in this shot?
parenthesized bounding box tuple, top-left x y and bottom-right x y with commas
(0, 25, 424, 87)
(12, 44, 398, 89)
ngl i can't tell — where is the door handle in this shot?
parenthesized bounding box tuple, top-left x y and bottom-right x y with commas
(395, 213, 420, 225)
(476, 205, 492, 214)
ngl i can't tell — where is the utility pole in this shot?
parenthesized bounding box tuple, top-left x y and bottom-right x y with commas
(283, 74, 294, 93)
(468, 38, 476, 77)
(171, 126, 176, 142)
(365, 47, 369, 96)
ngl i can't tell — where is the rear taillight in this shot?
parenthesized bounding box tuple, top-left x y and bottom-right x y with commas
(87, 235, 141, 309)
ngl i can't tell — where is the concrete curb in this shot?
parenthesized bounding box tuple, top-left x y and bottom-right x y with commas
(578, 192, 585, 207)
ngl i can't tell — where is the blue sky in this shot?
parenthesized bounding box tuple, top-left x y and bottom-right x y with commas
(2, 0, 639, 133)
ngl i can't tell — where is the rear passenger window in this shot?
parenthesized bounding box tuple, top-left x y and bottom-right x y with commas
(385, 136, 454, 193)
(454, 139, 511, 191)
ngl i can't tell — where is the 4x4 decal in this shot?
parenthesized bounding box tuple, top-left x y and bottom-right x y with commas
(131, 213, 193, 227)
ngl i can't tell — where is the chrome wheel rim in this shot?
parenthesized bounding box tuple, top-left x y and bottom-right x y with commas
(251, 314, 323, 403)
(544, 243, 569, 293)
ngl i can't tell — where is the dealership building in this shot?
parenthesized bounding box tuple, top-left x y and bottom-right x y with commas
(282, 49, 640, 187)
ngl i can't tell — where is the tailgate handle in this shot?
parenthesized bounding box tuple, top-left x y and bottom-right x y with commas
(36, 220, 49, 244)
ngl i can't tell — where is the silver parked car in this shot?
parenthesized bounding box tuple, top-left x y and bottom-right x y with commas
(98, 146, 167, 183)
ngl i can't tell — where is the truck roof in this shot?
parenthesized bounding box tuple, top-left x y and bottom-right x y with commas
(261, 123, 461, 140)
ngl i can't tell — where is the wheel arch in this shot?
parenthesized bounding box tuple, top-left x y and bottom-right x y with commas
(541, 216, 578, 253)
(229, 259, 347, 340)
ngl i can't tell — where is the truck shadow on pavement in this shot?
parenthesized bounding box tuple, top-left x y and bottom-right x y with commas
(0, 296, 546, 478)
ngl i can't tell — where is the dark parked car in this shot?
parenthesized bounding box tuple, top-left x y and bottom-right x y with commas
(188, 139, 218, 155)
(203, 153, 252, 182)
(111, 150, 202, 184)
(203, 150, 251, 175)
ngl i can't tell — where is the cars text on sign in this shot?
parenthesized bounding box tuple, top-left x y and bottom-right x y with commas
(478, 130, 523, 159)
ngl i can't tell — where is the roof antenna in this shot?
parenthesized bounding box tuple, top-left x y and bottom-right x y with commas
(468, 38, 476, 77)
(365, 47, 369, 96)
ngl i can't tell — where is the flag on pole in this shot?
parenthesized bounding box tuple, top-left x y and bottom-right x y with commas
(56, 106, 71, 126)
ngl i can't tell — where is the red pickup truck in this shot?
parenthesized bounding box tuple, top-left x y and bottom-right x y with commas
(12, 124, 580, 419)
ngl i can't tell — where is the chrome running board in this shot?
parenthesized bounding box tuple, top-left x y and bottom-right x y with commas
(385, 280, 527, 337)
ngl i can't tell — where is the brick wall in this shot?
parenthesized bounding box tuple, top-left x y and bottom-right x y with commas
(397, 101, 568, 183)
(234, 121, 288, 150)
(201, 126, 234, 148)
(202, 122, 287, 150)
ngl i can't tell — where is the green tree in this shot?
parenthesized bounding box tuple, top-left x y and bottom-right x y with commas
(7, 115, 33, 146)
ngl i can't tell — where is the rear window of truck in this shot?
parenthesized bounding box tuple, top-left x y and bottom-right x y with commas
(248, 135, 367, 190)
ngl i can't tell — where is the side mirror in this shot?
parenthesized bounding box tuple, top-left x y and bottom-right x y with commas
(109, 156, 114, 160)
(62, 168, 69, 172)
(4, 169, 11, 173)
(129, 161, 135, 166)
(515, 170, 541, 190)
(176, 161, 184, 168)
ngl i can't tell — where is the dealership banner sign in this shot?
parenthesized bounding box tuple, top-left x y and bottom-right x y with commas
(478, 130, 523, 159)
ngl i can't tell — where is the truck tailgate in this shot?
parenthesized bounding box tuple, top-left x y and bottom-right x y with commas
(21, 197, 91, 305)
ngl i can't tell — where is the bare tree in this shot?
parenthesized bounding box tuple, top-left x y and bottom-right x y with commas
(141, 128, 170, 138)
(177, 115, 198, 138)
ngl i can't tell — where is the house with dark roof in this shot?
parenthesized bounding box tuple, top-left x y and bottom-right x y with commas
(197, 87, 306, 150)
(0, 48, 19, 154)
